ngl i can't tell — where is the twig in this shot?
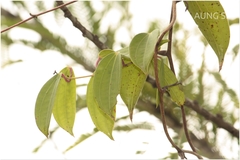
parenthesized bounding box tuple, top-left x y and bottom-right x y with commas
(1, 0, 77, 33)
(55, 1, 108, 50)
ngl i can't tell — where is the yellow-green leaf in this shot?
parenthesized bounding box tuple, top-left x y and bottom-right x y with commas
(129, 29, 159, 74)
(35, 73, 61, 137)
(150, 59, 185, 106)
(99, 49, 115, 58)
(93, 49, 122, 117)
(120, 59, 147, 121)
(185, 1, 230, 70)
(52, 67, 76, 136)
(117, 47, 130, 60)
(87, 76, 115, 140)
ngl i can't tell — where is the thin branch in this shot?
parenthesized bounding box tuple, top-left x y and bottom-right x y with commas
(1, 0, 77, 33)
(184, 99, 239, 139)
(55, 1, 107, 50)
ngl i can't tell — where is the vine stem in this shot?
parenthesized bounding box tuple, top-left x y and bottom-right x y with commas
(182, 150, 203, 159)
(153, 1, 187, 159)
(154, 1, 203, 159)
(1, 0, 77, 33)
(181, 105, 197, 152)
(166, 4, 175, 75)
(165, 1, 198, 155)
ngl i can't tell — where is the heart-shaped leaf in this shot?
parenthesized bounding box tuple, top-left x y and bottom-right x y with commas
(93, 49, 122, 117)
(185, 1, 230, 70)
(87, 76, 115, 140)
(129, 29, 159, 74)
(52, 67, 76, 136)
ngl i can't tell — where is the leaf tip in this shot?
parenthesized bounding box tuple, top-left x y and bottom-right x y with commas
(69, 130, 74, 137)
(219, 61, 223, 72)
(42, 131, 49, 138)
(129, 111, 133, 122)
(107, 133, 114, 140)
(37, 126, 49, 138)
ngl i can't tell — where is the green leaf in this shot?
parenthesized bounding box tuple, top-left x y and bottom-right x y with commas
(93, 49, 122, 117)
(52, 67, 76, 136)
(35, 73, 61, 137)
(129, 29, 159, 74)
(120, 59, 147, 121)
(117, 47, 130, 60)
(150, 59, 185, 106)
(185, 1, 230, 70)
(159, 39, 169, 46)
(159, 60, 185, 106)
(87, 77, 115, 140)
(99, 49, 115, 58)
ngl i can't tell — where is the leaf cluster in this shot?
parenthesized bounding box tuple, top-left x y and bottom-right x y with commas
(1, 1, 239, 159)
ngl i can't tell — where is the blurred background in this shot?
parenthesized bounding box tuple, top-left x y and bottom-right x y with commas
(0, 0, 239, 159)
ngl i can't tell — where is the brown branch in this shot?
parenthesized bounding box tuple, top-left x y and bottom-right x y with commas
(184, 99, 239, 139)
(55, 1, 107, 50)
(1, 0, 77, 33)
(146, 76, 239, 139)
